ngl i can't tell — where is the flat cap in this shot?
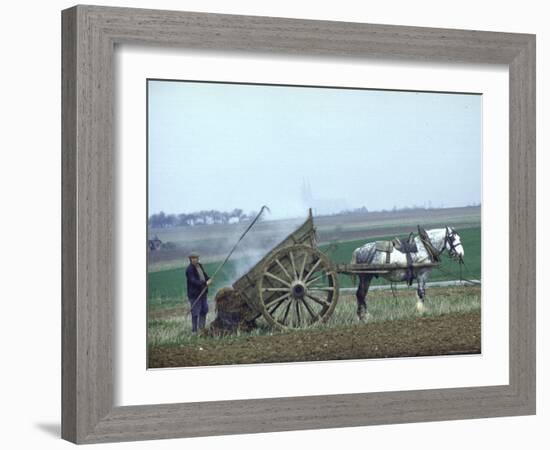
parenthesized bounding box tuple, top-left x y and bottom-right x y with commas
(188, 251, 200, 258)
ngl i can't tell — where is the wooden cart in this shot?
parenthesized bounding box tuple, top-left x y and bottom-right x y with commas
(229, 210, 437, 330)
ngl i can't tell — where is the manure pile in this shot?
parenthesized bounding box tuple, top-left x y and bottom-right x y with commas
(205, 287, 257, 336)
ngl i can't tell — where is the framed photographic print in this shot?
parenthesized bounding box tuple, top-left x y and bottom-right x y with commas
(62, 5, 536, 444)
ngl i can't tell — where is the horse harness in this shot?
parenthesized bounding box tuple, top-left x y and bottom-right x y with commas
(376, 226, 455, 286)
(417, 226, 441, 263)
(443, 227, 463, 259)
(418, 225, 461, 262)
(376, 232, 418, 286)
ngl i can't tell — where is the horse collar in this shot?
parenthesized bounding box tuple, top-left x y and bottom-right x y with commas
(418, 227, 442, 263)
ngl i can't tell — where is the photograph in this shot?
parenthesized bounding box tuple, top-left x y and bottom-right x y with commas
(146, 79, 482, 369)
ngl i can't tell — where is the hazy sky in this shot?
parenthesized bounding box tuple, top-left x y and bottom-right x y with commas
(148, 80, 481, 219)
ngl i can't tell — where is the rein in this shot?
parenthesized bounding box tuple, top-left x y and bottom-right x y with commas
(435, 262, 481, 286)
(428, 227, 478, 285)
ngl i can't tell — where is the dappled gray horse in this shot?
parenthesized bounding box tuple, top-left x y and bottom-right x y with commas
(351, 226, 464, 319)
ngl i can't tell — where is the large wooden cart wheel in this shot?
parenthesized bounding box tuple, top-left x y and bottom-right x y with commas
(258, 244, 339, 330)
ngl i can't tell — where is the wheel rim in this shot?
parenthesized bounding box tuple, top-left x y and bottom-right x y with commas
(258, 244, 339, 330)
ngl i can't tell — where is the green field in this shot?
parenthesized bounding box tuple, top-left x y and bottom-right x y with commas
(148, 226, 481, 311)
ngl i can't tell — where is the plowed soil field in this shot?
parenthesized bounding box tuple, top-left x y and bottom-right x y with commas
(148, 310, 480, 368)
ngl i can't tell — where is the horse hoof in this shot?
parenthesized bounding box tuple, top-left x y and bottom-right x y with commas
(416, 302, 425, 313)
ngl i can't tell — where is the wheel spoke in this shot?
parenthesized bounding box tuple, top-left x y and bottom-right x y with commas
(265, 292, 290, 306)
(281, 301, 292, 325)
(308, 287, 335, 292)
(305, 272, 328, 286)
(275, 258, 293, 282)
(267, 300, 284, 317)
(299, 252, 308, 280)
(303, 258, 322, 283)
(300, 297, 318, 321)
(289, 251, 298, 278)
(306, 293, 330, 308)
(295, 299, 301, 326)
(268, 296, 289, 315)
(262, 287, 290, 293)
(264, 271, 291, 287)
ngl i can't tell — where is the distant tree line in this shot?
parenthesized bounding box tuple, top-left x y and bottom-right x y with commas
(336, 202, 480, 216)
(148, 209, 256, 228)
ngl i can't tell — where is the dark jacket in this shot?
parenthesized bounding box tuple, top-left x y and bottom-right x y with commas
(185, 263, 210, 301)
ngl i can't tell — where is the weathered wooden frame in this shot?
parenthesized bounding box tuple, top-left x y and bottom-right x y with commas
(62, 5, 536, 444)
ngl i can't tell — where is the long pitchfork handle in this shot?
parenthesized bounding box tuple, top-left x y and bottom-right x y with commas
(186, 205, 270, 315)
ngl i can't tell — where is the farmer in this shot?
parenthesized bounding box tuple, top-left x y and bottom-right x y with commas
(185, 251, 212, 334)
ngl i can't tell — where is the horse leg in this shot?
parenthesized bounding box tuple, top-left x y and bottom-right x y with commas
(356, 275, 372, 320)
(416, 271, 428, 312)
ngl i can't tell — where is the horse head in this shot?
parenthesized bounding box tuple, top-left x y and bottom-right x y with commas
(444, 226, 464, 262)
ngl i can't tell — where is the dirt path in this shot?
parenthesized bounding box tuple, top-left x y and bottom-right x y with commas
(148, 310, 480, 368)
